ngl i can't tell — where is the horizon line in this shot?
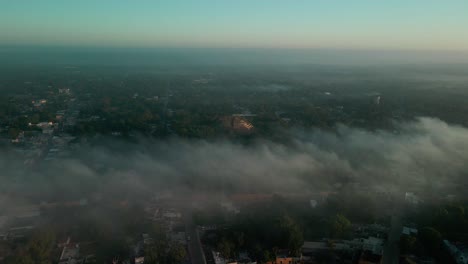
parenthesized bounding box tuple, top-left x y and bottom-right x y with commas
(1, 44, 468, 54)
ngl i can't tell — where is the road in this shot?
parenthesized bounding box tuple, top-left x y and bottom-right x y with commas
(185, 211, 207, 264)
(382, 195, 405, 264)
(382, 214, 403, 264)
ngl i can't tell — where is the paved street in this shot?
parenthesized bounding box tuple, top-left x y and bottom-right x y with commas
(382, 194, 405, 264)
(185, 211, 206, 264)
(382, 214, 403, 264)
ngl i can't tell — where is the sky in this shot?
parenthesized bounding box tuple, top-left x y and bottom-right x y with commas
(1, 1, 468, 50)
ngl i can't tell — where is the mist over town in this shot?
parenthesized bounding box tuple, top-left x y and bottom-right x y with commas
(2, 1, 468, 264)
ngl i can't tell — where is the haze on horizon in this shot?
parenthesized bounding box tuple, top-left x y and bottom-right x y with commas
(1, 0, 468, 51)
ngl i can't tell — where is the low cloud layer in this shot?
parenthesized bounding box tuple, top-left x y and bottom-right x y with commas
(1, 117, 468, 204)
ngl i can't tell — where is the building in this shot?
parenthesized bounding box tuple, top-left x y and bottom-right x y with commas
(220, 201, 240, 214)
(443, 240, 468, 264)
(134, 256, 145, 264)
(212, 250, 233, 264)
(347, 237, 384, 255)
(266, 249, 301, 264)
(405, 192, 421, 205)
(302, 237, 384, 262)
(58, 238, 81, 264)
(302, 241, 330, 254)
(358, 250, 382, 264)
(402, 227, 418, 236)
(221, 116, 254, 134)
(58, 237, 95, 264)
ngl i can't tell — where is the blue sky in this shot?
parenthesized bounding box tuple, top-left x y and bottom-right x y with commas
(1, 0, 467, 50)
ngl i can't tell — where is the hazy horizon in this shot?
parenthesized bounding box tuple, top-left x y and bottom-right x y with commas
(2, 46, 468, 66)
